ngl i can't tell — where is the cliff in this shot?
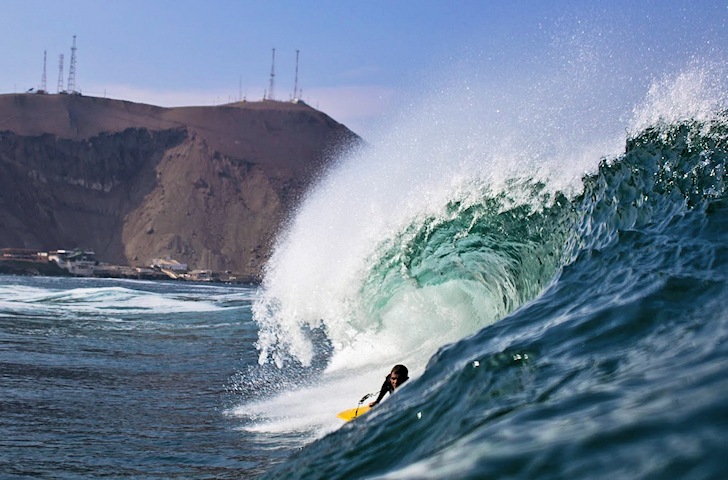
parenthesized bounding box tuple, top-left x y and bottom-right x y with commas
(0, 93, 359, 279)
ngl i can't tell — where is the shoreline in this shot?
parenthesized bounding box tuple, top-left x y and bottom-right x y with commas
(0, 259, 260, 285)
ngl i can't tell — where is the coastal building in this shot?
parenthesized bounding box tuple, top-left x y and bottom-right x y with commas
(0, 246, 245, 283)
(150, 257, 188, 279)
(187, 269, 215, 282)
(150, 258, 188, 272)
(48, 249, 98, 276)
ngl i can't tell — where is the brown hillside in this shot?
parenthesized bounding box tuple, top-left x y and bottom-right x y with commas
(0, 93, 359, 279)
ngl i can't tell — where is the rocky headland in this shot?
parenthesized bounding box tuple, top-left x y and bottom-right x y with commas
(0, 93, 359, 281)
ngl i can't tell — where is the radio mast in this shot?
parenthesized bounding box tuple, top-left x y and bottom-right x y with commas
(267, 48, 275, 101)
(67, 35, 78, 93)
(39, 50, 47, 93)
(57, 54, 65, 93)
(293, 49, 300, 100)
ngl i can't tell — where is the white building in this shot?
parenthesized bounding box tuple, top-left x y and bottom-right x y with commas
(49, 249, 98, 276)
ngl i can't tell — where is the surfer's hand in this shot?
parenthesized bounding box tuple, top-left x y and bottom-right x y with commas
(369, 401, 377, 407)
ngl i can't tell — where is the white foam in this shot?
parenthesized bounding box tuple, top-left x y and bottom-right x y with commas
(0, 284, 226, 317)
(231, 364, 420, 440)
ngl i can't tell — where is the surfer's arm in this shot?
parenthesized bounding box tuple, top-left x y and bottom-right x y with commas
(369, 376, 391, 406)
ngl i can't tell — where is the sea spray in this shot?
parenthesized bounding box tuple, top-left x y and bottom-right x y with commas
(630, 63, 728, 134)
(252, 154, 575, 371)
(562, 65, 728, 261)
(251, 56, 630, 371)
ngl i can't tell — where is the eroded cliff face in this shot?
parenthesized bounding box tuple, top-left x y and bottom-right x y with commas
(0, 127, 184, 264)
(121, 132, 288, 275)
(0, 94, 358, 278)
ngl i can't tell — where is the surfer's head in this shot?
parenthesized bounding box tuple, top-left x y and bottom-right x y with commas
(390, 364, 409, 389)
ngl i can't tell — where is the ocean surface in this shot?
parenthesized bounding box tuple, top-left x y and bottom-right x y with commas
(0, 277, 270, 478)
(3, 66, 728, 478)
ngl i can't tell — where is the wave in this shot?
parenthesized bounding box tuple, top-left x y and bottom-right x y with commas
(252, 63, 728, 372)
(571, 114, 728, 257)
(253, 179, 572, 371)
(255, 70, 728, 478)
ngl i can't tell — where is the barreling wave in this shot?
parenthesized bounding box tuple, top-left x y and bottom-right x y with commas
(252, 64, 728, 375)
(252, 114, 727, 376)
(353, 180, 573, 357)
(259, 110, 728, 480)
(252, 160, 579, 371)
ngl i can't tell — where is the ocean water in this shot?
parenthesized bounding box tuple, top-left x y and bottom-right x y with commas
(3, 68, 728, 479)
(0, 277, 270, 478)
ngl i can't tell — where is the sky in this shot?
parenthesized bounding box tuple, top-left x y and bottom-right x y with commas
(2, 1, 728, 138)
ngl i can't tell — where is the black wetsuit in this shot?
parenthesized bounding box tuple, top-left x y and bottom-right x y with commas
(371, 374, 395, 405)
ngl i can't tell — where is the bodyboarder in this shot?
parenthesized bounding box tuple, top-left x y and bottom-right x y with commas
(369, 364, 409, 407)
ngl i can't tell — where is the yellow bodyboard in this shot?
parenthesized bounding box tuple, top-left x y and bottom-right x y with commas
(336, 405, 371, 421)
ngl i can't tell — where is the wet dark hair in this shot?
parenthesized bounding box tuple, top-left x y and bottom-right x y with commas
(391, 364, 409, 381)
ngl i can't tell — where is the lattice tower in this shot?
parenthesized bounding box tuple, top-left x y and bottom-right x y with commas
(293, 49, 300, 100)
(57, 54, 64, 93)
(67, 35, 77, 93)
(268, 48, 275, 100)
(40, 50, 47, 92)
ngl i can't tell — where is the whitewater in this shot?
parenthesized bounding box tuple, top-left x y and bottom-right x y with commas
(2, 53, 728, 480)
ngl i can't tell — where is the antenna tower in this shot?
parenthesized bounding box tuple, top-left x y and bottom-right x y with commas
(57, 54, 65, 93)
(293, 49, 300, 100)
(267, 48, 276, 101)
(67, 35, 78, 93)
(40, 50, 47, 93)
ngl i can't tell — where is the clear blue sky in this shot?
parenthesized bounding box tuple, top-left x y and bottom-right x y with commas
(1, 1, 727, 137)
